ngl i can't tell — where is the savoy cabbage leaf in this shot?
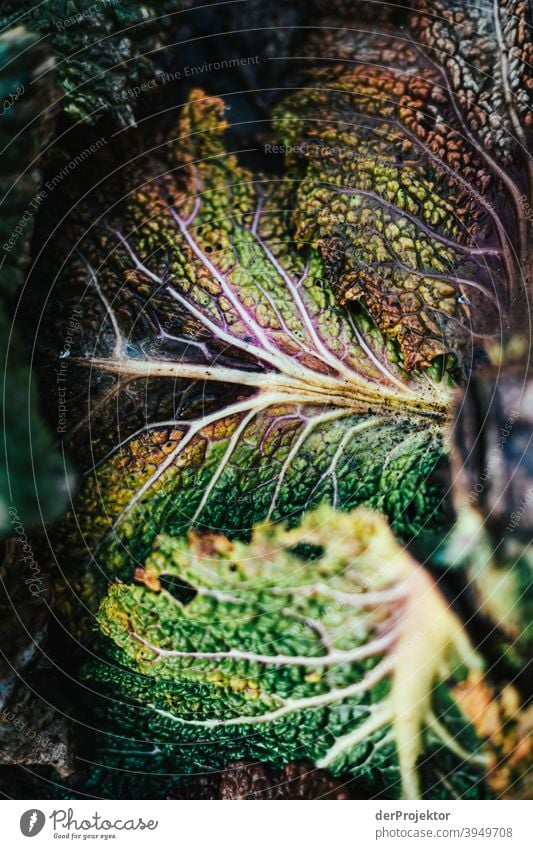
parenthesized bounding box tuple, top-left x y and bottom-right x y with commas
(23, 1, 532, 801)
(42, 90, 453, 584)
(84, 505, 490, 799)
(273, 0, 532, 367)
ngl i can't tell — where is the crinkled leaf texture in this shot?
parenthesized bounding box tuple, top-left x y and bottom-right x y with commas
(0, 2, 182, 127)
(85, 506, 489, 800)
(46, 91, 451, 577)
(273, 0, 533, 367)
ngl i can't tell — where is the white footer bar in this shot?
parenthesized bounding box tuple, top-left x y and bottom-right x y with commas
(3, 799, 531, 849)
